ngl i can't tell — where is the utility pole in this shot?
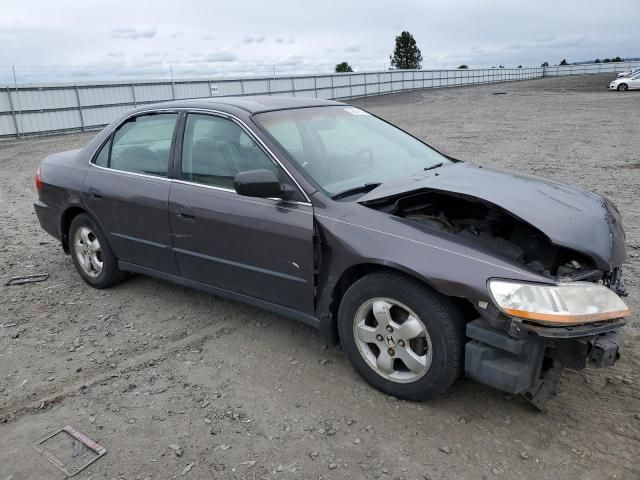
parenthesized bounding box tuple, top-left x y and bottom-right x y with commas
(12, 65, 24, 138)
(169, 65, 176, 99)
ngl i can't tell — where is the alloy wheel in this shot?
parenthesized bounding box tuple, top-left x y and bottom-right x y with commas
(353, 297, 433, 383)
(73, 226, 103, 278)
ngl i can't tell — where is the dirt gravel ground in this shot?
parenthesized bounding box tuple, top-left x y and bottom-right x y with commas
(1, 73, 639, 480)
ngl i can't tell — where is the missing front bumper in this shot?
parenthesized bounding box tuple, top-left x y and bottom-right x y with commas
(464, 319, 622, 409)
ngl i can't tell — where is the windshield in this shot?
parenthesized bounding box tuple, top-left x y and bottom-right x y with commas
(254, 106, 450, 197)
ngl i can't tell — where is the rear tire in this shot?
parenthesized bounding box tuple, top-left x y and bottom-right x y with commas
(618, 83, 628, 91)
(69, 213, 125, 289)
(337, 271, 465, 401)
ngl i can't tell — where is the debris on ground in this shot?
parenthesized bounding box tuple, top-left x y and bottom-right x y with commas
(169, 444, 183, 457)
(33, 425, 106, 477)
(5, 273, 50, 286)
(181, 462, 194, 475)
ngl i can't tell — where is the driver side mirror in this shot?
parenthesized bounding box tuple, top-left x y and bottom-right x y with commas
(234, 169, 292, 199)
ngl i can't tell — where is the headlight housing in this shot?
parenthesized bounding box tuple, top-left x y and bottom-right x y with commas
(488, 280, 630, 326)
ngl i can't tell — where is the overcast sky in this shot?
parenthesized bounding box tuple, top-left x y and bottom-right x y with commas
(1, 0, 639, 84)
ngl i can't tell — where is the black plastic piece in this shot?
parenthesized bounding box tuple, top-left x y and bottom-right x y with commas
(234, 169, 284, 198)
(546, 338, 591, 370)
(609, 267, 627, 296)
(465, 319, 545, 395)
(588, 332, 620, 368)
(514, 318, 625, 339)
(467, 319, 526, 355)
(522, 361, 564, 411)
(458, 229, 524, 260)
(475, 302, 509, 330)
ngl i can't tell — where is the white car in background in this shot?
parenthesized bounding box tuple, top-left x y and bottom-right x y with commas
(610, 72, 640, 91)
(617, 67, 640, 78)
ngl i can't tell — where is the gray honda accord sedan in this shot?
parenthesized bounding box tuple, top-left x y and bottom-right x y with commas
(34, 96, 630, 408)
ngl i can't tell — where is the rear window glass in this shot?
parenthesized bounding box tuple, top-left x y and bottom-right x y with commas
(108, 114, 178, 177)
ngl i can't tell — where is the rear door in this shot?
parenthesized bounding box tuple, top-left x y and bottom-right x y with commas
(84, 112, 181, 274)
(168, 112, 315, 315)
(629, 73, 640, 89)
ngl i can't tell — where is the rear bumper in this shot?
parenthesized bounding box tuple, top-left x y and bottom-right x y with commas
(34, 200, 62, 241)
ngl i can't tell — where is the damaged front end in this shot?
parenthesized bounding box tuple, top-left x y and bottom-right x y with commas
(465, 311, 626, 410)
(361, 185, 630, 409)
(366, 189, 625, 291)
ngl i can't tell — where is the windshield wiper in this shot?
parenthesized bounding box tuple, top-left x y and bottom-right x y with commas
(423, 162, 443, 171)
(331, 183, 382, 200)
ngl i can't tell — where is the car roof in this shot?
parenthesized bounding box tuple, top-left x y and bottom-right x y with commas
(146, 96, 344, 114)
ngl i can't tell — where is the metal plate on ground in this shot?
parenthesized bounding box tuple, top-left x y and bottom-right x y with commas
(34, 425, 106, 477)
(5, 273, 50, 286)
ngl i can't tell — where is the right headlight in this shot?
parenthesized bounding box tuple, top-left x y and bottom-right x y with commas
(488, 279, 630, 326)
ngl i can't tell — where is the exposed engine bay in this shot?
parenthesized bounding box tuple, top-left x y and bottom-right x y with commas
(364, 190, 603, 282)
(362, 189, 628, 408)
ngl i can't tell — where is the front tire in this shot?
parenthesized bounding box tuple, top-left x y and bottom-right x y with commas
(338, 271, 465, 401)
(69, 213, 124, 289)
(618, 83, 628, 91)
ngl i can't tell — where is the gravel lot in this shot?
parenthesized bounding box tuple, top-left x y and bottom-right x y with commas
(1, 73, 639, 480)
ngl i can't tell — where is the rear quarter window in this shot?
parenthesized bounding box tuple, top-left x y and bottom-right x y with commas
(94, 137, 111, 167)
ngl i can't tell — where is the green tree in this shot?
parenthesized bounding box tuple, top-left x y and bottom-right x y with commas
(390, 31, 423, 69)
(559, 59, 569, 65)
(335, 62, 353, 73)
(594, 58, 601, 63)
(457, 64, 468, 69)
(612, 56, 622, 62)
(517, 65, 522, 68)
(603, 58, 611, 63)
(541, 61, 549, 67)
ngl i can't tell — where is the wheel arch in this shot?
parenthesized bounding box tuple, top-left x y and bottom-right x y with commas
(60, 205, 92, 253)
(321, 261, 473, 345)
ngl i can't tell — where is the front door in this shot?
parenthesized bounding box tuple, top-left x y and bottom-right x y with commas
(168, 113, 315, 315)
(628, 73, 640, 90)
(84, 112, 180, 274)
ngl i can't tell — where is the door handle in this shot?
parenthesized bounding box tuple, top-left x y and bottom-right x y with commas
(88, 188, 102, 199)
(176, 205, 196, 220)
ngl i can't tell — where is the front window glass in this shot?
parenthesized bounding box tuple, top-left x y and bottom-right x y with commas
(254, 106, 449, 197)
(181, 114, 279, 189)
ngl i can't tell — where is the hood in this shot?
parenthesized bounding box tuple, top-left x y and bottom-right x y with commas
(359, 162, 625, 271)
